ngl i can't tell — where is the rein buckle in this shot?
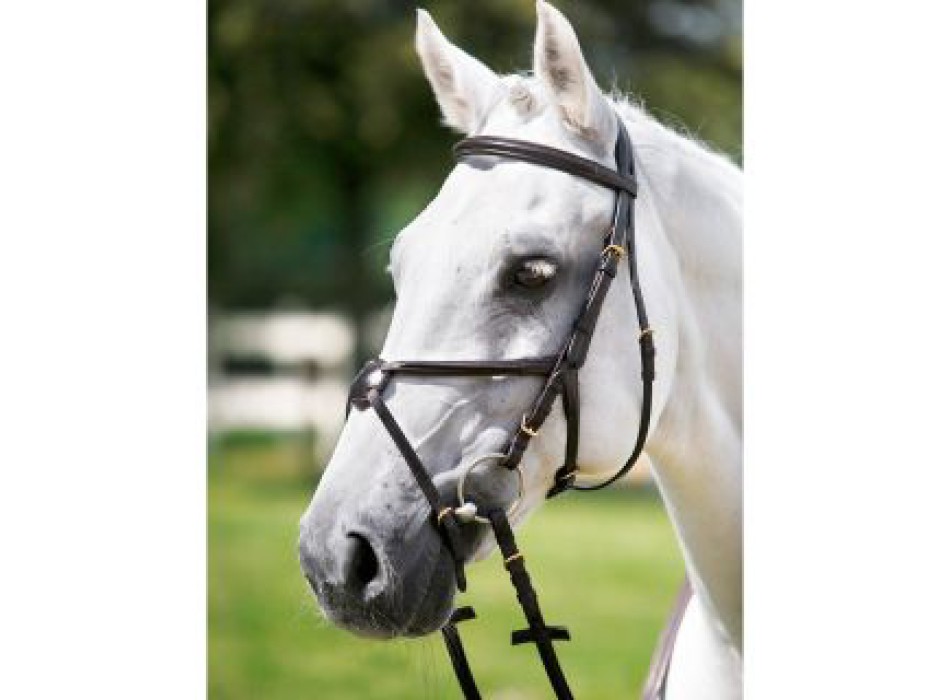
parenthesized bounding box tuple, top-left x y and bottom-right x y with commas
(520, 414, 540, 437)
(603, 243, 627, 259)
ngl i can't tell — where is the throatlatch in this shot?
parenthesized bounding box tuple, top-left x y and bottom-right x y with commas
(347, 114, 654, 699)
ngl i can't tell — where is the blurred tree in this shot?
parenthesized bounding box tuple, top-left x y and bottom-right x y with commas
(209, 0, 741, 358)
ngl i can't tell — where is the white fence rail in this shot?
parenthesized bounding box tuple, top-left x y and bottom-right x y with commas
(208, 311, 354, 444)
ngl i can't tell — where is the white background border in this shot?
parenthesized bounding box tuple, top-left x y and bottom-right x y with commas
(746, 1, 950, 696)
(0, 1, 205, 696)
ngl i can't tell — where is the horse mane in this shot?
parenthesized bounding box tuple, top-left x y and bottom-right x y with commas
(495, 77, 742, 252)
(490, 75, 742, 330)
(603, 95, 742, 295)
(610, 92, 743, 426)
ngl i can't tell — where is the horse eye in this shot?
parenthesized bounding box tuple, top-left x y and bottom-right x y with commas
(513, 258, 557, 289)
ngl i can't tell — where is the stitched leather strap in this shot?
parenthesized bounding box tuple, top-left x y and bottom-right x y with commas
(572, 122, 655, 491)
(488, 509, 574, 700)
(379, 357, 557, 376)
(367, 390, 468, 592)
(454, 136, 638, 197)
(441, 607, 481, 700)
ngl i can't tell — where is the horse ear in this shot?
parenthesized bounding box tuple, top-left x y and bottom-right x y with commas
(415, 9, 502, 135)
(533, 1, 615, 150)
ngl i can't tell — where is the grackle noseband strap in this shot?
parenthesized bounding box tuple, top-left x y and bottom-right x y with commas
(347, 115, 658, 699)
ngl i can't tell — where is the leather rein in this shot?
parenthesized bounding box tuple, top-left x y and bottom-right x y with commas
(347, 115, 656, 699)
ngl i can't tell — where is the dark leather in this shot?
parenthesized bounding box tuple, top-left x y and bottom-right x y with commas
(454, 136, 638, 197)
(488, 509, 573, 699)
(379, 357, 557, 376)
(367, 389, 468, 591)
(440, 607, 481, 700)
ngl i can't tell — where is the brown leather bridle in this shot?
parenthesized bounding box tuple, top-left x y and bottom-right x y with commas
(346, 115, 656, 699)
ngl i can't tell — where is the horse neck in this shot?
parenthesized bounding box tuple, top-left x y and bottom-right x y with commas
(622, 105, 743, 651)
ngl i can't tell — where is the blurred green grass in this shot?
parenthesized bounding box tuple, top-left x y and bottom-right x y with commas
(209, 439, 683, 699)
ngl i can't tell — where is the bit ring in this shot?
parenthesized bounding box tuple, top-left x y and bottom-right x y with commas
(455, 453, 524, 525)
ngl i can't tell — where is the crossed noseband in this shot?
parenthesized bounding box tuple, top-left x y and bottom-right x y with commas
(346, 115, 655, 700)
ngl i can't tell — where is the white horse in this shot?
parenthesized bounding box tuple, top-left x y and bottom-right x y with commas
(299, 2, 742, 697)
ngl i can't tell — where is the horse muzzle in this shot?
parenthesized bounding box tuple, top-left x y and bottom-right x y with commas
(299, 492, 463, 638)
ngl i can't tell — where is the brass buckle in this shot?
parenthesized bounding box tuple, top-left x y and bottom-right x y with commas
(436, 506, 454, 524)
(603, 244, 626, 259)
(504, 552, 524, 568)
(520, 414, 539, 437)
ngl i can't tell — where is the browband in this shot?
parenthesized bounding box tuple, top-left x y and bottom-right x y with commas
(454, 135, 638, 197)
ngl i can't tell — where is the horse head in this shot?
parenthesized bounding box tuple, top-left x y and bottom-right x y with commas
(299, 1, 658, 639)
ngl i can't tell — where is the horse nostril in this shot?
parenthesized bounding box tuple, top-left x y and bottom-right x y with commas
(344, 533, 380, 590)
